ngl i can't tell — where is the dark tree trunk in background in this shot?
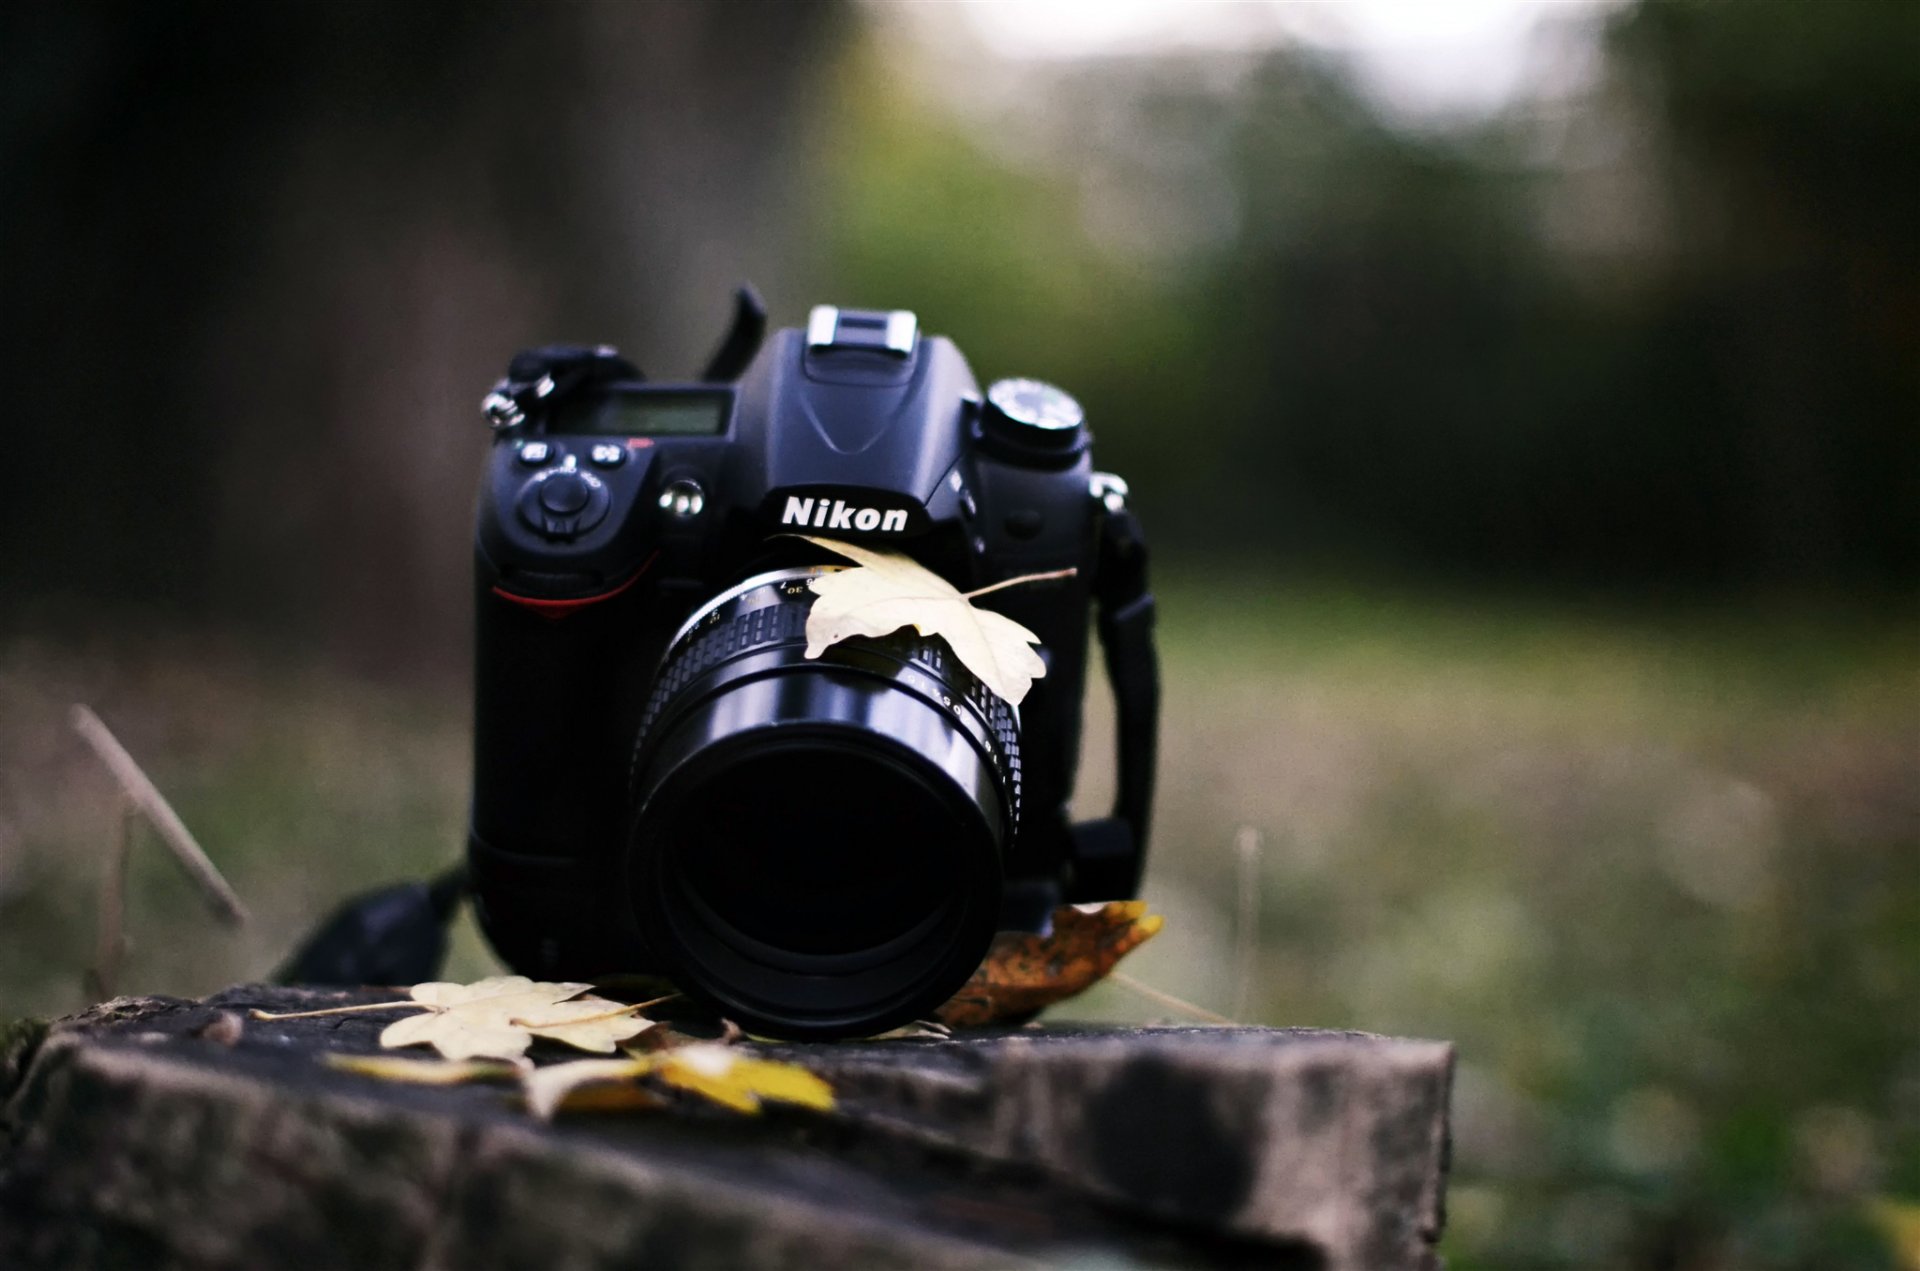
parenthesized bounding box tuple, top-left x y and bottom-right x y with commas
(0, 0, 842, 666)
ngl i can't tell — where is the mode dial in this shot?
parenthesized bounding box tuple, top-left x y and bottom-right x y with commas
(980, 378, 1087, 465)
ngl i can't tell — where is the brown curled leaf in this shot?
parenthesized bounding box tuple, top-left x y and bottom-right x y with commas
(935, 901, 1165, 1028)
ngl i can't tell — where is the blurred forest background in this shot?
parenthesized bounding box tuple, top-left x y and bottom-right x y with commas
(0, 1, 1913, 1267)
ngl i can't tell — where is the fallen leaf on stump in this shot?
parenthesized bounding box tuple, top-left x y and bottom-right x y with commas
(935, 901, 1164, 1028)
(324, 1054, 521, 1085)
(381, 978, 657, 1060)
(522, 1057, 662, 1120)
(522, 1045, 834, 1120)
(253, 975, 656, 1061)
(652, 1043, 836, 1115)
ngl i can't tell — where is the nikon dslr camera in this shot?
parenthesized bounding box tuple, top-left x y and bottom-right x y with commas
(468, 290, 1159, 1039)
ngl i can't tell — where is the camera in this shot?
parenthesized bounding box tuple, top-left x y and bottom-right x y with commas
(467, 289, 1159, 1039)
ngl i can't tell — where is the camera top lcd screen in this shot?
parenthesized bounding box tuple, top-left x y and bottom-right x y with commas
(550, 391, 730, 437)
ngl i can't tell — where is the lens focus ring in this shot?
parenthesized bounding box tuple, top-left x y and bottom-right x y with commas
(633, 575, 1023, 839)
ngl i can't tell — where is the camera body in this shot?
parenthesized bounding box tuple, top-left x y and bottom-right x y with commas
(467, 294, 1158, 1037)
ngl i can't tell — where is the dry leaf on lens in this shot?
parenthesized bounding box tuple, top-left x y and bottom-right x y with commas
(795, 535, 1068, 707)
(935, 901, 1164, 1028)
(253, 975, 657, 1062)
(522, 1046, 835, 1121)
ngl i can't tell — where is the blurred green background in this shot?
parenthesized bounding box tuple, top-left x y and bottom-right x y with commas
(0, 2, 1914, 1267)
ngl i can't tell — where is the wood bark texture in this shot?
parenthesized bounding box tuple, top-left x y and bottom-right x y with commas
(0, 987, 1452, 1270)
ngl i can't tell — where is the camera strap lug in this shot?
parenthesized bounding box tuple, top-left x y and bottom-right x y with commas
(480, 345, 642, 431)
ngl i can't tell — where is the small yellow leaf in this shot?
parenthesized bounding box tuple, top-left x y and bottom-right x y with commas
(522, 1057, 657, 1121)
(935, 901, 1164, 1028)
(324, 1053, 520, 1085)
(796, 536, 1054, 706)
(521, 1048, 830, 1119)
(550, 1083, 667, 1115)
(653, 1044, 836, 1115)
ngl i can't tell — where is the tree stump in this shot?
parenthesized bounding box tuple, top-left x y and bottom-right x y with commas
(0, 987, 1453, 1270)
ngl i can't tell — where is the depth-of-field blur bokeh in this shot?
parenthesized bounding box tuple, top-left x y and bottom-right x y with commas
(1, 2, 1914, 1267)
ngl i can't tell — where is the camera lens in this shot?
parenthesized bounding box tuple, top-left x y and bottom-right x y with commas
(626, 568, 1019, 1039)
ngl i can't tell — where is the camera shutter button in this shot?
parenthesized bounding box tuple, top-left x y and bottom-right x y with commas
(538, 471, 594, 515)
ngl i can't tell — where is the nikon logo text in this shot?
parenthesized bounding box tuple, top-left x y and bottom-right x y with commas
(781, 496, 909, 534)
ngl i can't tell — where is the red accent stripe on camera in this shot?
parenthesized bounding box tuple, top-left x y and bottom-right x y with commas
(491, 551, 659, 620)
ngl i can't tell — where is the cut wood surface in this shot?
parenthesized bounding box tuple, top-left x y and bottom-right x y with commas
(0, 987, 1453, 1270)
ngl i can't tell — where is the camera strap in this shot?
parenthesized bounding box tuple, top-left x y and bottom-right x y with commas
(1069, 497, 1160, 901)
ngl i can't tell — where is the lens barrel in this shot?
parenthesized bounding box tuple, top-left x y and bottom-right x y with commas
(626, 568, 1020, 1039)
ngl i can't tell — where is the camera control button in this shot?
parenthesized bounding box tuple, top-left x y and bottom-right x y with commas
(658, 479, 706, 519)
(588, 443, 626, 469)
(518, 441, 555, 466)
(516, 469, 609, 538)
(537, 471, 595, 515)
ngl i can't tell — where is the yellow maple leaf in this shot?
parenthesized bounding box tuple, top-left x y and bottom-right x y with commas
(796, 535, 1068, 706)
(252, 977, 662, 1062)
(935, 901, 1164, 1028)
(377, 976, 655, 1061)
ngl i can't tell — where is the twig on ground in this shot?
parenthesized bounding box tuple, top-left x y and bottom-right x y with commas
(1232, 825, 1262, 1021)
(71, 704, 249, 926)
(82, 801, 136, 1001)
(1110, 971, 1238, 1026)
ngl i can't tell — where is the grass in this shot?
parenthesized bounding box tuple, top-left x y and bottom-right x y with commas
(1, 572, 1913, 1268)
